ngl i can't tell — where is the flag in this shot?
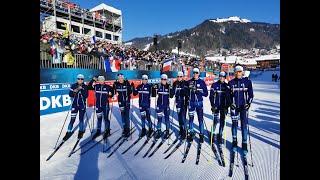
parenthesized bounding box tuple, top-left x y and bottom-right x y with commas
(62, 23, 70, 38)
(104, 56, 120, 72)
(162, 58, 173, 72)
(104, 57, 112, 72)
(113, 57, 121, 72)
(90, 35, 96, 44)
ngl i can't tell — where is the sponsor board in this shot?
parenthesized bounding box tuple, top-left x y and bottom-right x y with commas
(40, 83, 72, 115)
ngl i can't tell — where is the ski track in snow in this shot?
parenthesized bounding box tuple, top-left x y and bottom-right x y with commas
(40, 70, 280, 180)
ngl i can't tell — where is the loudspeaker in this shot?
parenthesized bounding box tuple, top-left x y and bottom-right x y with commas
(153, 36, 158, 46)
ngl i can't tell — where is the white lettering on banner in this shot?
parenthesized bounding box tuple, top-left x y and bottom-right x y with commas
(50, 84, 59, 89)
(40, 85, 46, 90)
(51, 95, 62, 108)
(62, 84, 70, 88)
(62, 95, 72, 106)
(40, 97, 51, 110)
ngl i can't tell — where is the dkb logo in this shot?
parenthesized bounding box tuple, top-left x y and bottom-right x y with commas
(40, 95, 72, 110)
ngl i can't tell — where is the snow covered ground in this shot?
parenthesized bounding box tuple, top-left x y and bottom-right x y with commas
(40, 70, 280, 180)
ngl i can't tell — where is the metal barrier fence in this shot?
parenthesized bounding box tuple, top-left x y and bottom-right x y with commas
(40, 51, 201, 71)
(40, 51, 104, 69)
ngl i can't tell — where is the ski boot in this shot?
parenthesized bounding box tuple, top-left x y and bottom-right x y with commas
(155, 129, 162, 139)
(212, 133, 216, 143)
(217, 135, 223, 145)
(199, 133, 204, 143)
(180, 129, 186, 140)
(147, 128, 154, 138)
(91, 129, 101, 140)
(232, 140, 238, 152)
(62, 131, 73, 141)
(78, 131, 84, 139)
(163, 130, 170, 139)
(178, 126, 186, 139)
(187, 131, 195, 142)
(139, 128, 147, 137)
(242, 142, 248, 155)
(123, 128, 130, 138)
(103, 129, 110, 139)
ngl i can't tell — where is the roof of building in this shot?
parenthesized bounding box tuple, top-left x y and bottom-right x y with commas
(90, 3, 121, 15)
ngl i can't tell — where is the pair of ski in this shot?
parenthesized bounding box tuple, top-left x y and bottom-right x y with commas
(46, 131, 75, 161)
(163, 136, 185, 159)
(133, 130, 173, 157)
(147, 131, 174, 158)
(142, 131, 173, 158)
(180, 137, 202, 164)
(105, 128, 137, 158)
(210, 142, 226, 167)
(121, 132, 154, 154)
(228, 147, 249, 180)
(77, 128, 120, 156)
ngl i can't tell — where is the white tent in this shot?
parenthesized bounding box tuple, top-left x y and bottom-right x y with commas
(90, 3, 121, 15)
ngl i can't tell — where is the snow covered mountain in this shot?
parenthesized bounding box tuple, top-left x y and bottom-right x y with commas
(126, 17, 280, 56)
(210, 16, 251, 23)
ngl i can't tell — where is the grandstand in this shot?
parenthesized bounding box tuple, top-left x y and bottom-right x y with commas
(40, 0, 122, 44)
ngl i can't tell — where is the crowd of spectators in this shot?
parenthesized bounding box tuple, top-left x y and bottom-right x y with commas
(40, 31, 201, 70)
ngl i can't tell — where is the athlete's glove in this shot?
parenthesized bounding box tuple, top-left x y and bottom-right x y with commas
(244, 103, 251, 110)
(153, 84, 158, 89)
(230, 104, 236, 110)
(189, 84, 196, 92)
(211, 106, 216, 113)
(224, 107, 229, 115)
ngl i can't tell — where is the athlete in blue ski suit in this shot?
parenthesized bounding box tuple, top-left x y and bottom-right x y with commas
(88, 76, 114, 139)
(228, 65, 254, 154)
(209, 71, 231, 144)
(172, 71, 188, 139)
(152, 74, 174, 139)
(113, 73, 133, 137)
(132, 75, 153, 137)
(63, 74, 88, 140)
(185, 68, 208, 143)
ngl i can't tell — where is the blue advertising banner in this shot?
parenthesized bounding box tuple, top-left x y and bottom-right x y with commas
(40, 68, 178, 83)
(40, 69, 179, 115)
(40, 83, 72, 115)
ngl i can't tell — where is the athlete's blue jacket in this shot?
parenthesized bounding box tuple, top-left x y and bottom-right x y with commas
(133, 83, 152, 107)
(228, 77, 254, 107)
(113, 80, 133, 106)
(152, 83, 174, 107)
(185, 78, 208, 102)
(88, 80, 114, 108)
(172, 80, 188, 107)
(209, 80, 231, 109)
(69, 83, 88, 108)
